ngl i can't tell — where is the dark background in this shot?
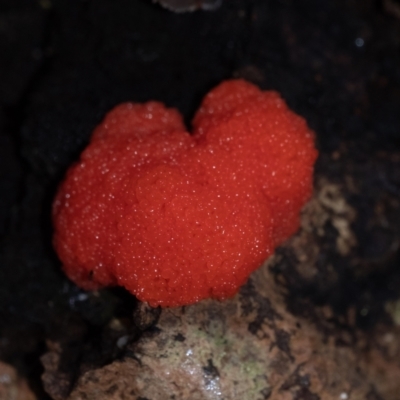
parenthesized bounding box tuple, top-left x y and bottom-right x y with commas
(0, 0, 400, 398)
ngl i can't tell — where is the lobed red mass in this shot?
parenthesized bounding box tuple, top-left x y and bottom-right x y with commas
(53, 80, 318, 307)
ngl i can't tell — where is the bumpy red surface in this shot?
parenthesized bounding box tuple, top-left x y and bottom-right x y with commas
(53, 80, 318, 307)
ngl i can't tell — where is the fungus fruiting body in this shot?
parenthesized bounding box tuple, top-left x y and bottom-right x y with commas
(53, 80, 318, 307)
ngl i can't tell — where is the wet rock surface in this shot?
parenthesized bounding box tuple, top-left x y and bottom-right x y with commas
(0, 361, 37, 400)
(152, 0, 222, 13)
(1, 0, 400, 399)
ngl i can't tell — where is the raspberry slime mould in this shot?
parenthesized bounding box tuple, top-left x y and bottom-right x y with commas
(52, 79, 318, 307)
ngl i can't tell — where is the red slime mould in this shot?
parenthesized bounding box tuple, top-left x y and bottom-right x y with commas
(52, 79, 318, 307)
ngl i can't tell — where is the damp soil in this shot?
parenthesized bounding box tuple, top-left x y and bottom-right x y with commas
(0, 0, 400, 399)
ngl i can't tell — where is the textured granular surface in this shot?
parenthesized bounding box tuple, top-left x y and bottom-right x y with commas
(52, 79, 317, 307)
